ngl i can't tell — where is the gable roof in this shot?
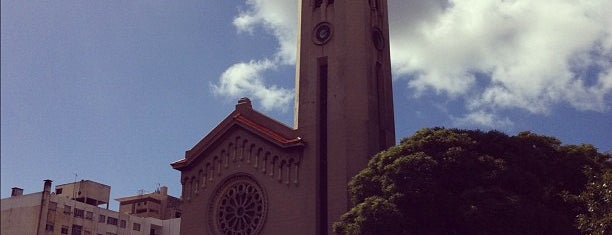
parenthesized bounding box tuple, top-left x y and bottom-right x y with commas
(171, 98, 304, 170)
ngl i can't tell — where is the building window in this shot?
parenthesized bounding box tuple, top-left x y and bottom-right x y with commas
(119, 220, 126, 228)
(74, 208, 84, 218)
(98, 215, 106, 223)
(49, 202, 57, 211)
(64, 205, 71, 214)
(85, 211, 93, 220)
(61, 226, 69, 234)
(71, 224, 82, 235)
(56, 188, 63, 194)
(133, 223, 141, 231)
(107, 216, 118, 225)
(45, 224, 54, 231)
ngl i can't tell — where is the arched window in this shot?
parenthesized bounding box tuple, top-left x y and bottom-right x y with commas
(181, 178, 188, 200)
(197, 170, 203, 192)
(369, 0, 380, 10)
(315, 0, 322, 9)
(188, 177, 194, 200)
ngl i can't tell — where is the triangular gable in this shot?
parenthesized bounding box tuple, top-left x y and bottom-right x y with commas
(171, 98, 304, 170)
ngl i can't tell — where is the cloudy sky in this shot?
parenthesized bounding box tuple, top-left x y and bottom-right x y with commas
(2, 0, 610, 205)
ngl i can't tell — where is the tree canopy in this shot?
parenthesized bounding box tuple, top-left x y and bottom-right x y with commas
(333, 128, 611, 235)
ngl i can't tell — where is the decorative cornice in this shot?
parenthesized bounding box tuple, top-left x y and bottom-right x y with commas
(171, 98, 304, 171)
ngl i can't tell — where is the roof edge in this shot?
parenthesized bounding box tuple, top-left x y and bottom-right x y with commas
(171, 98, 303, 171)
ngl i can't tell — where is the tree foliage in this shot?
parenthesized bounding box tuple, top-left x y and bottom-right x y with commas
(333, 128, 611, 235)
(571, 167, 612, 235)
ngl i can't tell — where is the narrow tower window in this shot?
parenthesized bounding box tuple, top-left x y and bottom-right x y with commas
(369, 0, 380, 10)
(376, 62, 386, 150)
(315, 0, 323, 8)
(318, 57, 328, 235)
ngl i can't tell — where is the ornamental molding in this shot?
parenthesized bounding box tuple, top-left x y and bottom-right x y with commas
(172, 98, 304, 171)
(180, 130, 302, 202)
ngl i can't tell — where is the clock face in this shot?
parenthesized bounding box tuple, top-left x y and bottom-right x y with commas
(318, 26, 330, 40)
(313, 22, 333, 45)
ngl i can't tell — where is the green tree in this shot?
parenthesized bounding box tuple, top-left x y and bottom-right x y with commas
(571, 167, 612, 235)
(333, 128, 610, 235)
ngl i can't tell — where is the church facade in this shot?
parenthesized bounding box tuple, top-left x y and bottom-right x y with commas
(171, 0, 394, 234)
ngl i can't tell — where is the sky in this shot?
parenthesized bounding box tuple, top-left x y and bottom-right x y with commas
(2, 0, 611, 208)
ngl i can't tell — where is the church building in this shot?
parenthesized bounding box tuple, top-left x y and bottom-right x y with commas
(171, 0, 395, 234)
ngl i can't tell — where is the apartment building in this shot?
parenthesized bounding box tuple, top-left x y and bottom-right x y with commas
(1, 180, 180, 235)
(116, 186, 181, 220)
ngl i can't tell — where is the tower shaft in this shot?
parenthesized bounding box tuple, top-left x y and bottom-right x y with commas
(295, 0, 395, 233)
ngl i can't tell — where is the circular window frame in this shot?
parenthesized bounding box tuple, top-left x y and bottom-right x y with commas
(208, 174, 268, 235)
(312, 22, 333, 45)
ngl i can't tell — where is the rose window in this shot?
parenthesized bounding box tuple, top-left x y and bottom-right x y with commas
(210, 175, 267, 235)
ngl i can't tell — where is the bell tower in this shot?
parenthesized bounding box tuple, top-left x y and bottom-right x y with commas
(172, 1, 395, 234)
(295, 0, 395, 233)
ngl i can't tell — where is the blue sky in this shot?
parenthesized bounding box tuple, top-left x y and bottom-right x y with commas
(2, 0, 611, 207)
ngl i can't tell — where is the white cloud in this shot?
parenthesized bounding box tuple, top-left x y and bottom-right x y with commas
(233, 0, 297, 64)
(212, 0, 297, 110)
(212, 60, 293, 111)
(390, 0, 612, 119)
(452, 110, 514, 129)
(214, 0, 612, 127)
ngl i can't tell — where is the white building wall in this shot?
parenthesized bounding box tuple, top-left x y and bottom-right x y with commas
(160, 218, 181, 235)
(1, 192, 43, 235)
